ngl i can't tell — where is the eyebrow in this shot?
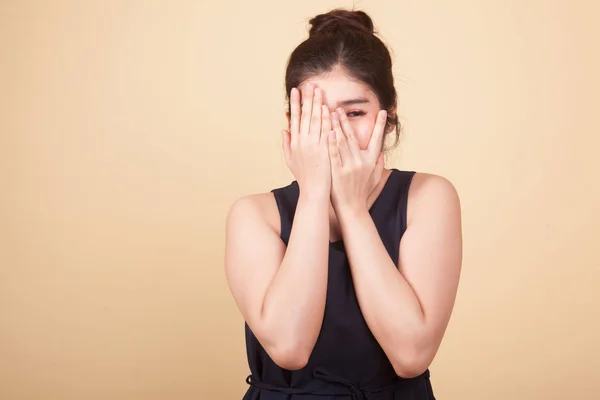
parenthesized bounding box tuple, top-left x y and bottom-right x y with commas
(337, 97, 370, 107)
(298, 97, 370, 108)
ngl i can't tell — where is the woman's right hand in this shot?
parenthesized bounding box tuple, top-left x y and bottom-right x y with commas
(282, 84, 332, 198)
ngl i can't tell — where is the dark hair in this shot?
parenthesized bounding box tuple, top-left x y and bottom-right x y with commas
(285, 8, 401, 151)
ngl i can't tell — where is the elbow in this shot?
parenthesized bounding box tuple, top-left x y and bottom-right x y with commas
(392, 362, 429, 379)
(390, 345, 433, 379)
(257, 318, 318, 371)
(268, 342, 312, 371)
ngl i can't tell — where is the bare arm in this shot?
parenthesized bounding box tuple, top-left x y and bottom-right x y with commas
(226, 84, 332, 370)
(337, 173, 463, 377)
(224, 191, 330, 370)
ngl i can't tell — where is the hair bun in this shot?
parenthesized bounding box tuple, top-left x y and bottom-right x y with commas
(309, 9, 374, 37)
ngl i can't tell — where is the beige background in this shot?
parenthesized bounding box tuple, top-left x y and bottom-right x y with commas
(1, 0, 599, 399)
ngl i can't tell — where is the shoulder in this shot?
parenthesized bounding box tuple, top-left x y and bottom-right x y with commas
(407, 172, 460, 201)
(225, 191, 281, 236)
(405, 172, 461, 226)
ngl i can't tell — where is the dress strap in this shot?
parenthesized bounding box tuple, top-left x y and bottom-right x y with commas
(270, 181, 299, 245)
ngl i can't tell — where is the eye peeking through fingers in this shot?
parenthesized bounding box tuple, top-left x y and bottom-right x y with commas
(346, 111, 366, 118)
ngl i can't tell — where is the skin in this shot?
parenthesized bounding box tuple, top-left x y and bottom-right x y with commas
(224, 66, 463, 377)
(294, 67, 394, 239)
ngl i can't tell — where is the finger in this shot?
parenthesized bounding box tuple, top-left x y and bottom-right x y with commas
(300, 85, 314, 136)
(328, 130, 342, 174)
(336, 109, 360, 158)
(320, 105, 331, 144)
(281, 129, 292, 166)
(332, 111, 352, 165)
(289, 88, 301, 144)
(368, 110, 388, 160)
(373, 152, 384, 181)
(310, 87, 322, 141)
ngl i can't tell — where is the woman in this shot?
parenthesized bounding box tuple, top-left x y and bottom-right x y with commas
(225, 8, 462, 400)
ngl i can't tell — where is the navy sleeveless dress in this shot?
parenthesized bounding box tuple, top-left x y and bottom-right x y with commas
(242, 169, 435, 400)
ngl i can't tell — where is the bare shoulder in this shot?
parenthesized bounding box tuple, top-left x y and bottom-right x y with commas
(406, 172, 461, 225)
(225, 191, 282, 241)
(224, 190, 286, 303)
(224, 191, 289, 338)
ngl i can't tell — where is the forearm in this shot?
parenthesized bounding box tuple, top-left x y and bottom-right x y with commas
(262, 192, 330, 359)
(338, 207, 428, 371)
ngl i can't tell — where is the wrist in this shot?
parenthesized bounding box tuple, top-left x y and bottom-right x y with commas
(334, 201, 370, 221)
(298, 188, 330, 204)
(336, 206, 371, 242)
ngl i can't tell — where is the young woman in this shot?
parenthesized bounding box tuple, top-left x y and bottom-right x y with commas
(225, 8, 462, 400)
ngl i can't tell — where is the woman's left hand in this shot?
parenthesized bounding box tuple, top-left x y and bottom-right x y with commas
(328, 108, 388, 215)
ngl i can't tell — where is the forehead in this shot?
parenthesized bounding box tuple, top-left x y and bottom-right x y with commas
(298, 67, 377, 106)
